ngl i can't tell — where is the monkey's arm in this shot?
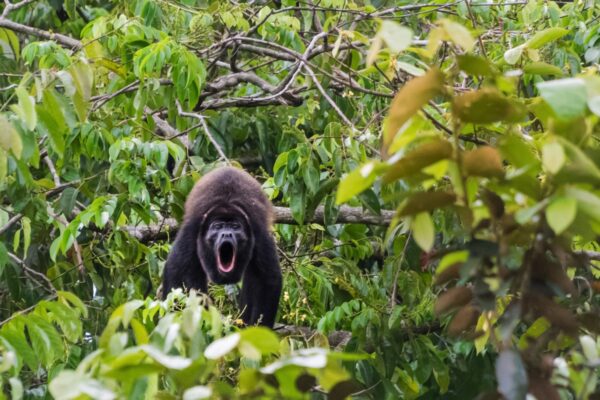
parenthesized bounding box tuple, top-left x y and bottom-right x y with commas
(240, 234, 282, 327)
(162, 222, 207, 298)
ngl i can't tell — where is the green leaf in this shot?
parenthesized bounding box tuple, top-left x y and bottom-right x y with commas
(0, 28, 20, 59)
(457, 54, 495, 76)
(545, 196, 577, 235)
(26, 314, 64, 367)
(566, 188, 600, 222)
(57, 291, 88, 318)
(411, 212, 434, 252)
(21, 217, 30, 256)
(526, 27, 568, 49)
(537, 78, 587, 120)
(378, 21, 413, 53)
(240, 327, 280, 355)
(523, 62, 563, 76)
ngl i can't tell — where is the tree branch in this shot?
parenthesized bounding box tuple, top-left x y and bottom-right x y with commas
(0, 18, 81, 50)
(122, 205, 395, 242)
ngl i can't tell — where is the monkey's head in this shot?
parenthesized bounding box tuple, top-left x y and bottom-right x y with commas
(197, 205, 255, 284)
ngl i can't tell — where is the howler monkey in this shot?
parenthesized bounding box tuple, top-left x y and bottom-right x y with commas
(162, 167, 282, 327)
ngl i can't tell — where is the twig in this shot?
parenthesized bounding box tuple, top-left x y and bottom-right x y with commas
(175, 100, 230, 163)
(8, 252, 57, 294)
(0, 213, 23, 236)
(1, 0, 36, 18)
(44, 155, 85, 272)
(389, 232, 411, 311)
(303, 64, 357, 133)
(0, 18, 81, 50)
(0, 294, 58, 327)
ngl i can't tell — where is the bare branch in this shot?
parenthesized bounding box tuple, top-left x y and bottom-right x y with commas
(0, 18, 81, 49)
(122, 205, 395, 242)
(176, 100, 230, 163)
(8, 252, 57, 294)
(0, 213, 23, 236)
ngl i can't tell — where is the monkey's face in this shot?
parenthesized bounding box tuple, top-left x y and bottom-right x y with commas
(198, 216, 252, 284)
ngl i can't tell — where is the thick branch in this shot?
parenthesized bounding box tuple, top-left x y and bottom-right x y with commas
(122, 205, 395, 242)
(0, 18, 81, 49)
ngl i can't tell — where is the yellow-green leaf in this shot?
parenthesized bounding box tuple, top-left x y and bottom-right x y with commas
(545, 196, 576, 235)
(526, 27, 568, 49)
(439, 19, 475, 52)
(336, 161, 382, 204)
(541, 140, 565, 174)
(14, 87, 37, 131)
(382, 68, 445, 157)
(411, 212, 434, 251)
(378, 21, 413, 53)
(504, 45, 524, 65)
(523, 62, 563, 76)
(0, 115, 22, 158)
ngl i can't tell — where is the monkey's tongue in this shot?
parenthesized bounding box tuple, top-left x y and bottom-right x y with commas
(217, 242, 236, 273)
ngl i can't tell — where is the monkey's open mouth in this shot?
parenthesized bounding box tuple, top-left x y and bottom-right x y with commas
(217, 242, 236, 273)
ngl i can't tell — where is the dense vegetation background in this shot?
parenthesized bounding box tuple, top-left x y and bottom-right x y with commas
(1, 0, 600, 398)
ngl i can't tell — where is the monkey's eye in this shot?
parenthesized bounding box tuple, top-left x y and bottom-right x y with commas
(212, 222, 224, 230)
(230, 222, 241, 229)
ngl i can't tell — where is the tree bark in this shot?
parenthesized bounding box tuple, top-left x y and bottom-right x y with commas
(122, 205, 395, 242)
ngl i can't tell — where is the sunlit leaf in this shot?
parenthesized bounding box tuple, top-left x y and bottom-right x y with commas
(204, 333, 240, 360)
(541, 140, 565, 174)
(411, 212, 434, 251)
(526, 27, 569, 49)
(504, 45, 524, 65)
(183, 386, 212, 400)
(378, 21, 413, 53)
(0, 114, 22, 158)
(545, 196, 577, 235)
(336, 161, 383, 204)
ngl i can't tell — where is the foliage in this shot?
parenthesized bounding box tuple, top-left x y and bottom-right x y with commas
(0, 0, 600, 398)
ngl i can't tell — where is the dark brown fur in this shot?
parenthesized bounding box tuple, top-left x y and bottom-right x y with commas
(162, 167, 282, 327)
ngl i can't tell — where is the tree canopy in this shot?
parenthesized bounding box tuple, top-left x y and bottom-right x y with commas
(1, 0, 600, 399)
